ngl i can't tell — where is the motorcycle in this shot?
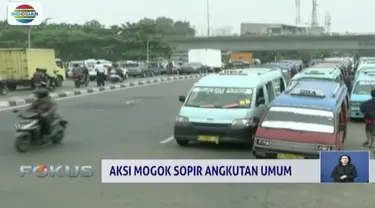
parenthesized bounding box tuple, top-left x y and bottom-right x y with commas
(12, 109, 68, 153)
(108, 70, 125, 83)
(74, 74, 89, 88)
(34, 77, 56, 91)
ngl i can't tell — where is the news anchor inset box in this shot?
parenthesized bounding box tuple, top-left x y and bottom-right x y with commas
(320, 151, 369, 183)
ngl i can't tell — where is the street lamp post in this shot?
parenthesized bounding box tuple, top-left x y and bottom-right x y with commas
(27, 17, 51, 48)
(206, 0, 210, 36)
(27, 27, 32, 48)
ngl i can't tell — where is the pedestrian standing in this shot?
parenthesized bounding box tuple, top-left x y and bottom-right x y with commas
(94, 61, 105, 86)
(360, 89, 375, 148)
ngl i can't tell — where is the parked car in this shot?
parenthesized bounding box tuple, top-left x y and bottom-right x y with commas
(179, 62, 203, 74)
(125, 61, 153, 77)
(149, 61, 166, 75)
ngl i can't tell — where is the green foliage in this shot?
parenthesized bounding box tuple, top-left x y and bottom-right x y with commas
(0, 17, 196, 61)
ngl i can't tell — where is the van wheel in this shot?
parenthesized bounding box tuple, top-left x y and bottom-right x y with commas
(176, 139, 188, 146)
(55, 76, 63, 87)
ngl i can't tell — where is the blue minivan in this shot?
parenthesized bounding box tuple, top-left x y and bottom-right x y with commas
(174, 68, 286, 146)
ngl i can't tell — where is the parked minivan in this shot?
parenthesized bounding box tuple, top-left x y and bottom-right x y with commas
(174, 68, 287, 146)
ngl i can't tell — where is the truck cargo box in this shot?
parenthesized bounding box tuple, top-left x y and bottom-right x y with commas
(0, 48, 63, 80)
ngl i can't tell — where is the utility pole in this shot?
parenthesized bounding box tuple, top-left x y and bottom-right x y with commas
(206, 0, 210, 36)
(28, 17, 51, 48)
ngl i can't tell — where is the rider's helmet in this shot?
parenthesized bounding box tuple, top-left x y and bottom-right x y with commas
(74, 63, 79, 67)
(34, 88, 49, 99)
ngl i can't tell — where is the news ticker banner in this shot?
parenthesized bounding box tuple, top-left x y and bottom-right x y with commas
(101, 158, 375, 183)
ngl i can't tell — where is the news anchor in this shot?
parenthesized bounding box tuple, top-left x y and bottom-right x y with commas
(320, 151, 369, 183)
(330, 155, 357, 182)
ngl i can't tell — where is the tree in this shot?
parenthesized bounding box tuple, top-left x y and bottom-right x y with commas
(0, 17, 196, 61)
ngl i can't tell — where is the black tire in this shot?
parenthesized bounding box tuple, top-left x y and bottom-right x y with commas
(176, 139, 188, 146)
(55, 76, 63, 87)
(74, 81, 81, 88)
(0, 88, 8, 95)
(14, 133, 31, 153)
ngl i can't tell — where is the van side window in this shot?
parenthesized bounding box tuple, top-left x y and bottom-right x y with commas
(256, 86, 265, 102)
(279, 78, 286, 92)
(272, 79, 280, 95)
(266, 81, 275, 101)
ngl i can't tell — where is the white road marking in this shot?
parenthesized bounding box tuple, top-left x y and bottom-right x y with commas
(160, 136, 175, 144)
(125, 100, 137, 104)
(0, 78, 195, 113)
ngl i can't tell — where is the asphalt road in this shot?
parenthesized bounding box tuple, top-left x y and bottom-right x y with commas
(0, 79, 374, 208)
(0, 76, 171, 101)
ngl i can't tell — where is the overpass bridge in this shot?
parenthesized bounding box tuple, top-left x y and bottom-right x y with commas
(169, 35, 375, 51)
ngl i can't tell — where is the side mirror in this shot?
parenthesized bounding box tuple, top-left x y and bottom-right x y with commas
(178, 95, 186, 103)
(339, 124, 346, 131)
(256, 97, 265, 106)
(12, 109, 19, 113)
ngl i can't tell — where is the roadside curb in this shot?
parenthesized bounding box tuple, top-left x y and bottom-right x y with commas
(0, 74, 204, 108)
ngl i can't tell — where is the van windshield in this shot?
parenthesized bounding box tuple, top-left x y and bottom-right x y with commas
(261, 106, 334, 133)
(352, 81, 375, 94)
(185, 87, 253, 108)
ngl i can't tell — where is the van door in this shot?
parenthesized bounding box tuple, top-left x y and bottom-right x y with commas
(273, 77, 286, 95)
(265, 81, 276, 101)
(337, 73, 344, 82)
(253, 85, 268, 121)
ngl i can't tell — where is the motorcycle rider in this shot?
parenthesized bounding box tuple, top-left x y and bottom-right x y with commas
(82, 65, 89, 82)
(72, 63, 88, 82)
(111, 63, 124, 79)
(40, 68, 55, 87)
(72, 64, 83, 77)
(33, 68, 48, 86)
(26, 88, 57, 137)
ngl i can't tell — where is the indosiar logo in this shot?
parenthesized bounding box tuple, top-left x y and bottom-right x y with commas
(7, 2, 43, 25)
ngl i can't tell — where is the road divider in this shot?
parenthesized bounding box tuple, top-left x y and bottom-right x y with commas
(0, 74, 205, 109)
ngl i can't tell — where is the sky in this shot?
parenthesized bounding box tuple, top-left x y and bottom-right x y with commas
(1, 0, 374, 35)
